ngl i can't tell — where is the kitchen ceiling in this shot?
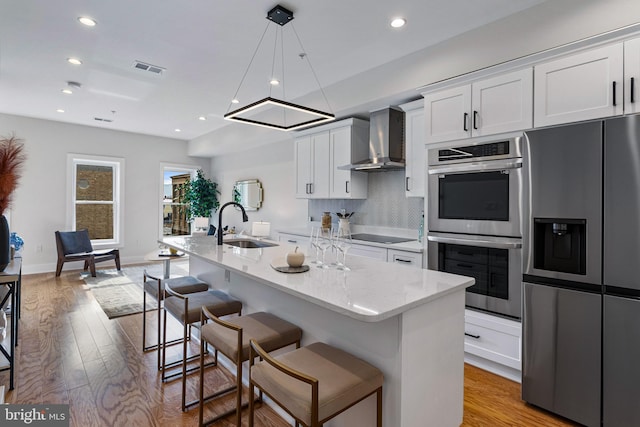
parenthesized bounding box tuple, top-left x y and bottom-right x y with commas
(0, 0, 545, 150)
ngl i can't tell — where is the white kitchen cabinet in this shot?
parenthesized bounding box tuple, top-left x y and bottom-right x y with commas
(534, 43, 624, 127)
(295, 118, 368, 200)
(278, 232, 310, 247)
(464, 309, 521, 382)
(294, 133, 329, 199)
(329, 124, 368, 199)
(349, 243, 387, 261)
(400, 100, 426, 198)
(624, 37, 640, 115)
(424, 68, 533, 144)
(387, 249, 423, 268)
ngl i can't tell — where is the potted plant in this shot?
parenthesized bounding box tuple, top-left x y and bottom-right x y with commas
(0, 135, 25, 270)
(180, 169, 220, 231)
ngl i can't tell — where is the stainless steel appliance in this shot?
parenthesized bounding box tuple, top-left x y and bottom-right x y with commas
(427, 232, 522, 319)
(340, 107, 405, 171)
(427, 134, 524, 319)
(522, 121, 602, 427)
(523, 115, 640, 426)
(349, 233, 414, 244)
(427, 134, 523, 237)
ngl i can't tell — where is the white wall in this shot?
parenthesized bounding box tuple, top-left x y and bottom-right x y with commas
(0, 113, 210, 274)
(209, 138, 307, 235)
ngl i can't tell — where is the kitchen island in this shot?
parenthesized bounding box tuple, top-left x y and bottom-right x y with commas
(162, 235, 474, 427)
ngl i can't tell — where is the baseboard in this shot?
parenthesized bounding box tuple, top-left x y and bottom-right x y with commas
(465, 353, 521, 383)
(22, 255, 149, 275)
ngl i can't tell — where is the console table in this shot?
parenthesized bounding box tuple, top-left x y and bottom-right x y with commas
(0, 257, 21, 390)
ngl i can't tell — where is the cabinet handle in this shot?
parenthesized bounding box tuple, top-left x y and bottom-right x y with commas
(465, 332, 481, 339)
(287, 239, 298, 244)
(613, 81, 617, 106)
(306, 183, 310, 194)
(345, 181, 350, 193)
(405, 177, 410, 191)
(473, 110, 478, 130)
(456, 263, 474, 269)
(309, 183, 313, 194)
(394, 258, 412, 263)
(463, 113, 468, 131)
(632, 77, 636, 104)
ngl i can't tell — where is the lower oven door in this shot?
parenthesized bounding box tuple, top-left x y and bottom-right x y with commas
(428, 232, 522, 319)
(428, 158, 522, 237)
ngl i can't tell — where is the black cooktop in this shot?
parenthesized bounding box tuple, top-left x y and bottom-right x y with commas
(350, 233, 415, 244)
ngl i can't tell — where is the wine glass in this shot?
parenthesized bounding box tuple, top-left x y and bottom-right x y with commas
(333, 228, 352, 271)
(315, 227, 332, 269)
(308, 226, 321, 264)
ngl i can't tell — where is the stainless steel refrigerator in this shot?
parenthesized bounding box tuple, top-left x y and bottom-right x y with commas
(522, 115, 640, 427)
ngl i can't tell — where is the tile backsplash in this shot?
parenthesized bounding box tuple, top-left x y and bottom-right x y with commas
(309, 170, 423, 229)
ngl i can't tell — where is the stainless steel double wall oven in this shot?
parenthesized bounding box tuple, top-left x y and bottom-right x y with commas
(427, 134, 523, 319)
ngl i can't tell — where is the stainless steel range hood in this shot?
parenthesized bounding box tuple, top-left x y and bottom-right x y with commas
(340, 107, 405, 171)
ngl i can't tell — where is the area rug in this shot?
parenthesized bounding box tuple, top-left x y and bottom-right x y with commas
(81, 262, 189, 319)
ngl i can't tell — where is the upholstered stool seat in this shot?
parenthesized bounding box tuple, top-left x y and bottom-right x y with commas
(162, 287, 242, 411)
(249, 341, 383, 427)
(142, 270, 209, 369)
(198, 310, 302, 426)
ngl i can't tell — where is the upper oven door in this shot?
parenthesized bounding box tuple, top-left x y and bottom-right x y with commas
(428, 158, 523, 237)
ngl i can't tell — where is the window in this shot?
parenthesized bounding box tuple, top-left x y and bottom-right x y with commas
(160, 164, 197, 237)
(68, 154, 124, 248)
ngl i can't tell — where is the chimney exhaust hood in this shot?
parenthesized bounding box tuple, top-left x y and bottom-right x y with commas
(340, 107, 405, 171)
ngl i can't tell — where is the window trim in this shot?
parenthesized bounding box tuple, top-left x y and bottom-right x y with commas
(159, 163, 198, 239)
(67, 154, 125, 249)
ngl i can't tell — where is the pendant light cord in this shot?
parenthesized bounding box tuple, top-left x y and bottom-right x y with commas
(290, 23, 334, 114)
(227, 22, 271, 113)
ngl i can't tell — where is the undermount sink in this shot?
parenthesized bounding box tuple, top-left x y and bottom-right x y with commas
(224, 239, 278, 249)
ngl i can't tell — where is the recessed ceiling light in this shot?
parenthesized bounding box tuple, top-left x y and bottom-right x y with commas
(67, 57, 83, 65)
(61, 89, 73, 95)
(198, 116, 207, 121)
(56, 109, 65, 113)
(174, 128, 181, 132)
(270, 79, 280, 86)
(78, 16, 96, 27)
(390, 17, 406, 28)
(231, 99, 240, 104)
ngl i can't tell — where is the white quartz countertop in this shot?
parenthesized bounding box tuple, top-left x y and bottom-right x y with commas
(161, 235, 474, 322)
(279, 227, 424, 253)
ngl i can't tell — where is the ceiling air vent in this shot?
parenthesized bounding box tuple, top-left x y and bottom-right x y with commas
(133, 60, 165, 75)
(94, 117, 113, 123)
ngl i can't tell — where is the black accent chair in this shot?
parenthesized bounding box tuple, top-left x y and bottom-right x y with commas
(55, 229, 121, 277)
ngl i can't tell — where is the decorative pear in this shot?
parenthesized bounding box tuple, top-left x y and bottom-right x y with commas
(286, 246, 305, 267)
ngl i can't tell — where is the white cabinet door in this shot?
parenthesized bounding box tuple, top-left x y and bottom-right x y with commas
(624, 37, 640, 115)
(329, 126, 367, 199)
(309, 132, 330, 199)
(472, 68, 533, 136)
(404, 107, 426, 198)
(387, 249, 423, 268)
(294, 136, 312, 198)
(424, 85, 471, 143)
(534, 43, 624, 127)
(349, 243, 387, 261)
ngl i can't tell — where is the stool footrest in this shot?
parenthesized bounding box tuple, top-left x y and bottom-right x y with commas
(196, 395, 262, 426)
(162, 359, 217, 382)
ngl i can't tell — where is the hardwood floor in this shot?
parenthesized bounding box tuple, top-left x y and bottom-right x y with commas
(1, 267, 578, 426)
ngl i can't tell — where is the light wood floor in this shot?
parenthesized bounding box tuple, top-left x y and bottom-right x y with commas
(0, 267, 578, 426)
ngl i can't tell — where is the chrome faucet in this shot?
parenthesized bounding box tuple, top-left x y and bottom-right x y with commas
(217, 201, 248, 245)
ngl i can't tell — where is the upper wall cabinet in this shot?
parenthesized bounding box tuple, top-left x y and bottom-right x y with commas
(295, 118, 368, 200)
(624, 37, 640, 115)
(400, 99, 425, 198)
(423, 68, 533, 144)
(534, 43, 624, 127)
(295, 132, 330, 199)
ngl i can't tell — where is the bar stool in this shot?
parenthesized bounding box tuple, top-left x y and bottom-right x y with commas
(197, 308, 303, 426)
(248, 340, 383, 427)
(142, 270, 209, 369)
(162, 286, 243, 411)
